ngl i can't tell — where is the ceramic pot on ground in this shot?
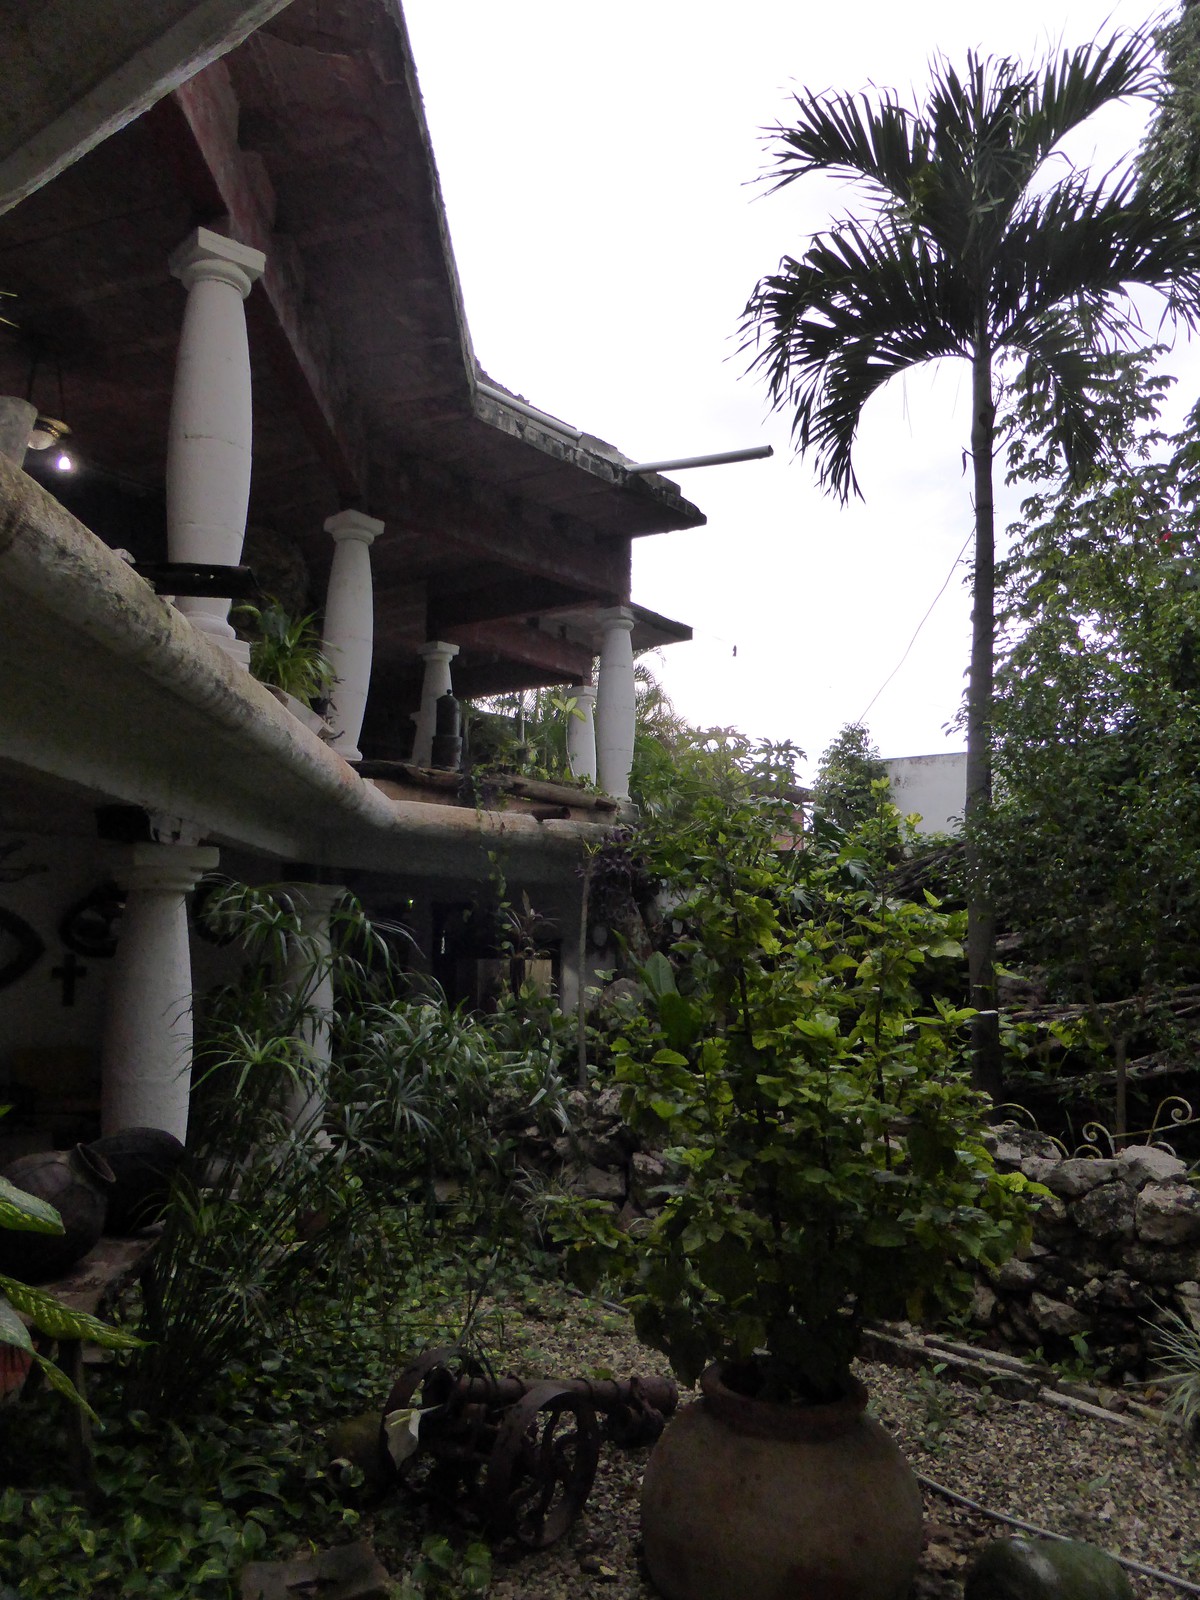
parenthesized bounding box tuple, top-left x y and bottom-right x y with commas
(0, 1145, 115, 1281)
(641, 1363, 924, 1600)
(86, 1126, 186, 1233)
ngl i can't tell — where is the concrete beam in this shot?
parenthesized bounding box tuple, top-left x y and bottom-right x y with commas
(0, 0, 295, 216)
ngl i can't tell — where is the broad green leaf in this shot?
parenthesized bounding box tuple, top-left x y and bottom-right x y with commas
(0, 1274, 144, 1348)
(0, 1294, 32, 1352)
(0, 1175, 64, 1236)
(30, 1348, 97, 1421)
(639, 952, 677, 1000)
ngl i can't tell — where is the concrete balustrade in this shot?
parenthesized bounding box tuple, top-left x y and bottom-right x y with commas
(165, 226, 265, 668)
(595, 608, 636, 801)
(283, 882, 344, 1136)
(566, 683, 598, 784)
(411, 640, 459, 767)
(321, 510, 383, 761)
(100, 841, 219, 1142)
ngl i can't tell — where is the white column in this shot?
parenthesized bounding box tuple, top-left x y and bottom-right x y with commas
(100, 842, 219, 1143)
(566, 683, 598, 783)
(321, 510, 383, 761)
(283, 883, 344, 1136)
(595, 607, 637, 800)
(411, 640, 460, 767)
(166, 226, 266, 669)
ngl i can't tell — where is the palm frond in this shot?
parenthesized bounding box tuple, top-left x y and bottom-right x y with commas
(1012, 29, 1159, 177)
(1006, 314, 1109, 484)
(763, 89, 929, 210)
(743, 220, 972, 499)
(996, 175, 1200, 336)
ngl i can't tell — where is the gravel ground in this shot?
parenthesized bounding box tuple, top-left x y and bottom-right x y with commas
(401, 1287, 1200, 1600)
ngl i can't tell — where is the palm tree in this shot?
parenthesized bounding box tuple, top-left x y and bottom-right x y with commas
(741, 30, 1200, 1096)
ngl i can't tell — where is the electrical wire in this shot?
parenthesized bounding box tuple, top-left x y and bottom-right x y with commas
(856, 530, 973, 725)
(916, 1472, 1200, 1596)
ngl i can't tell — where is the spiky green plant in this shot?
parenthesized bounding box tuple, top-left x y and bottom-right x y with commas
(1151, 1304, 1200, 1437)
(234, 598, 336, 707)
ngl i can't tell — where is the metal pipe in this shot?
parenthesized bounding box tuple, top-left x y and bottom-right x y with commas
(626, 444, 773, 474)
(475, 381, 583, 441)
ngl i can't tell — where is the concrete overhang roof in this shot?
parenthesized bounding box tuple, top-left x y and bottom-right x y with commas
(0, 0, 700, 709)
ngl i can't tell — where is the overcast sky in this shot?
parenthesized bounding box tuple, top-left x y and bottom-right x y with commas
(401, 0, 1197, 780)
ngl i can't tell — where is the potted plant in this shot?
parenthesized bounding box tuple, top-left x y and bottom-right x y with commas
(555, 743, 1037, 1600)
(234, 598, 336, 733)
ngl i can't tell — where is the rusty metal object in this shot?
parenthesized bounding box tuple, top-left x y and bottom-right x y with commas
(381, 1346, 677, 1548)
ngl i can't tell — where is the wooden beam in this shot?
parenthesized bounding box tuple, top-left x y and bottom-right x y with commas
(0, 0, 295, 216)
(147, 65, 368, 500)
(447, 621, 594, 682)
(428, 577, 588, 634)
(379, 457, 632, 601)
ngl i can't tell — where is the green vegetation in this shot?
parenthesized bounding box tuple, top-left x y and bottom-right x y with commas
(742, 25, 1200, 1098)
(813, 722, 888, 831)
(234, 598, 337, 708)
(981, 350, 1200, 1139)
(554, 741, 1035, 1402)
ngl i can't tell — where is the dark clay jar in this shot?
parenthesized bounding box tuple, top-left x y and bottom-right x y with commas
(86, 1126, 186, 1233)
(0, 1145, 115, 1281)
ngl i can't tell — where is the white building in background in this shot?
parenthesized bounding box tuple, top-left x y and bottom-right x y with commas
(885, 753, 967, 837)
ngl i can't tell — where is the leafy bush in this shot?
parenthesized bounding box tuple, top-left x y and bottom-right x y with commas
(554, 745, 1036, 1401)
(128, 880, 568, 1415)
(234, 598, 336, 707)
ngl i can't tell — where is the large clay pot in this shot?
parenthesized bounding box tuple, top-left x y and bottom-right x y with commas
(641, 1364, 923, 1600)
(0, 1145, 115, 1281)
(87, 1127, 186, 1233)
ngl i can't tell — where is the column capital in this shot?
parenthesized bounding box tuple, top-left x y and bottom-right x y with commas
(119, 843, 220, 896)
(572, 683, 597, 706)
(595, 605, 635, 633)
(325, 509, 384, 546)
(169, 227, 265, 299)
(418, 639, 460, 664)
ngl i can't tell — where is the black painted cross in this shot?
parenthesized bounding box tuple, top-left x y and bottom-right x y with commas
(51, 951, 88, 1006)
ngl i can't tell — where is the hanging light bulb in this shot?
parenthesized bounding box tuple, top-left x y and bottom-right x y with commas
(53, 450, 74, 472)
(26, 414, 70, 451)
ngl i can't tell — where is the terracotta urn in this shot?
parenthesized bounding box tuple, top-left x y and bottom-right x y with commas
(640, 1364, 923, 1600)
(0, 1145, 115, 1281)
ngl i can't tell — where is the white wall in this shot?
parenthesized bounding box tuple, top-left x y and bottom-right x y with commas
(884, 753, 967, 836)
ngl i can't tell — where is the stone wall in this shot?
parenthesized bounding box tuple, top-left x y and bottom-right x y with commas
(973, 1124, 1200, 1376)
(510, 1095, 1200, 1378)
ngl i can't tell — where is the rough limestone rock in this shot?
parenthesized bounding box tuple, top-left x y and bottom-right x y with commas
(1121, 1240, 1200, 1286)
(1135, 1182, 1200, 1246)
(1029, 1292, 1087, 1337)
(630, 1150, 670, 1207)
(241, 1541, 391, 1600)
(1073, 1182, 1136, 1242)
(566, 1163, 625, 1202)
(994, 1257, 1039, 1292)
(1117, 1145, 1187, 1186)
(1176, 1282, 1200, 1334)
(964, 1537, 1133, 1600)
(1044, 1158, 1119, 1198)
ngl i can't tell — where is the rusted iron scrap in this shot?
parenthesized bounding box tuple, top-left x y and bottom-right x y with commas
(381, 1346, 677, 1549)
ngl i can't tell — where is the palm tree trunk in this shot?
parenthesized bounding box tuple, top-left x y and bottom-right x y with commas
(966, 337, 1003, 1102)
